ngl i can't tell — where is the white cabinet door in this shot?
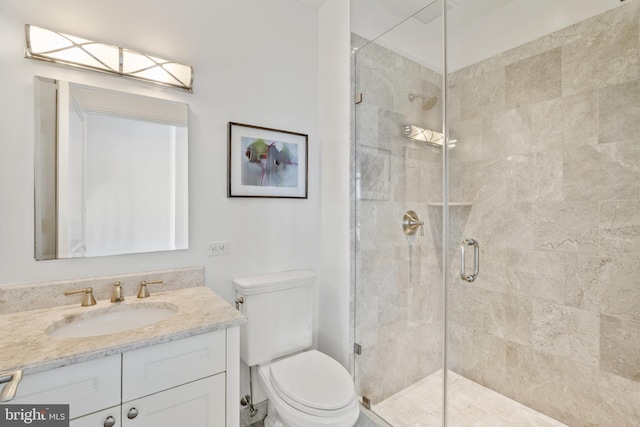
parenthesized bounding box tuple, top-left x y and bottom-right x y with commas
(122, 374, 225, 427)
(122, 330, 226, 402)
(70, 406, 121, 427)
(11, 355, 121, 419)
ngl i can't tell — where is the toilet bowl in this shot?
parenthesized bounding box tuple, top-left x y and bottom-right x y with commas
(233, 270, 359, 427)
(257, 350, 360, 427)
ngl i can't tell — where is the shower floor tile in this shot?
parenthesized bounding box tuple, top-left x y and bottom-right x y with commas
(372, 371, 568, 427)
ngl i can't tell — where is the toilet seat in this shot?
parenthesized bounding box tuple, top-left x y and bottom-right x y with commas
(267, 350, 356, 418)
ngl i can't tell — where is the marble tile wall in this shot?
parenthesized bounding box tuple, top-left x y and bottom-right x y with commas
(448, 2, 640, 425)
(352, 33, 444, 405)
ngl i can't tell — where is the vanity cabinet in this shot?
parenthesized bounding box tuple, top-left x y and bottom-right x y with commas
(70, 407, 121, 427)
(10, 354, 121, 419)
(121, 374, 225, 426)
(10, 328, 238, 427)
(120, 331, 227, 426)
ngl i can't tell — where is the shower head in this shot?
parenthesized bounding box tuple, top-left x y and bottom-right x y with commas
(408, 93, 438, 111)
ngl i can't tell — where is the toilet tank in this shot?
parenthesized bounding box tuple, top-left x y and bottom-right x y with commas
(233, 269, 316, 367)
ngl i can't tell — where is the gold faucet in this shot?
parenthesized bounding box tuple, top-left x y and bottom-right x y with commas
(111, 281, 124, 302)
(137, 280, 163, 299)
(64, 287, 97, 307)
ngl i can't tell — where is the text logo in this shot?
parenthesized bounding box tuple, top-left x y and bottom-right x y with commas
(0, 405, 69, 426)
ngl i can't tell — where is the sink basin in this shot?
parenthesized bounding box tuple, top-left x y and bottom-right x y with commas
(46, 302, 178, 339)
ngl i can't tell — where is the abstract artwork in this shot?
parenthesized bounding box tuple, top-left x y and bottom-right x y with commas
(228, 122, 308, 198)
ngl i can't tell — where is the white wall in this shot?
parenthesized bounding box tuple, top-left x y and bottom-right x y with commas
(317, 0, 351, 368)
(0, 0, 319, 302)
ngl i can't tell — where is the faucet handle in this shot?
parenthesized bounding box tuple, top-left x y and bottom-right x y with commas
(137, 280, 163, 299)
(64, 287, 97, 307)
(111, 281, 124, 303)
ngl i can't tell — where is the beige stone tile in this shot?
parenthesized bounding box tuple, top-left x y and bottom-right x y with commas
(373, 370, 568, 427)
(564, 254, 640, 322)
(422, 66, 442, 88)
(448, 283, 484, 329)
(355, 102, 380, 149)
(449, 117, 483, 163)
(481, 201, 533, 250)
(504, 295, 533, 346)
(561, 92, 598, 145)
(480, 291, 509, 339)
(507, 407, 569, 427)
(533, 201, 599, 254)
(598, 80, 640, 144)
(506, 48, 562, 109)
(479, 291, 532, 345)
(592, 139, 640, 176)
(599, 200, 640, 260)
(532, 300, 600, 367)
(455, 159, 507, 203)
(482, 107, 532, 156)
(445, 322, 466, 371)
(377, 108, 408, 157)
(461, 68, 505, 121)
(460, 331, 509, 395)
(355, 54, 395, 110)
(506, 249, 564, 304)
(530, 98, 563, 152)
(447, 80, 463, 123)
(359, 147, 390, 201)
(390, 155, 433, 204)
(561, 359, 640, 426)
(600, 314, 640, 382)
(562, 5, 640, 96)
(505, 151, 563, 202)
(562, 142, 640, 201)
(505, 341, 564, 413)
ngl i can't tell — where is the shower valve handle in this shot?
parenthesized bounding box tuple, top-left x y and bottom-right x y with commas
(402, 210, 424, 237)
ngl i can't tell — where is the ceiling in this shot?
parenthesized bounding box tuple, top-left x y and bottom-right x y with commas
(296, 0, 329, 9)
(350, 0, 628, 71)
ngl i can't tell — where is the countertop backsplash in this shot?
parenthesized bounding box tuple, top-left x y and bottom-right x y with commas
(0, 266, 205, 315)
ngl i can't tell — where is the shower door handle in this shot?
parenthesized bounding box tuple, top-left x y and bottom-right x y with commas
(460, 238, 479, 282)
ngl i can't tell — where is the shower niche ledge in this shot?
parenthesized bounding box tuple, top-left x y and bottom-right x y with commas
(427, 202, 473, 207)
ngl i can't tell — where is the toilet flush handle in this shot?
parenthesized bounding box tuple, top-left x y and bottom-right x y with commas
(235, 297, 244, 310)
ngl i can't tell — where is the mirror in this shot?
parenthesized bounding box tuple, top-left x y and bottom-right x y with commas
(34, 77, 189, 260)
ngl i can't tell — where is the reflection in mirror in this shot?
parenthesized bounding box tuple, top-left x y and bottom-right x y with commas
(34, 77, 189, 260)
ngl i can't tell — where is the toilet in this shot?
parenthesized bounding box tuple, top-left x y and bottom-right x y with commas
(233, 269, 360, 427)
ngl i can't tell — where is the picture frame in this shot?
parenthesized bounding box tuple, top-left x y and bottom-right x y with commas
(228, 122, 308, 198)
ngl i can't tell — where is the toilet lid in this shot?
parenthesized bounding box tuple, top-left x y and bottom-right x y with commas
(269, 350, 355, 414)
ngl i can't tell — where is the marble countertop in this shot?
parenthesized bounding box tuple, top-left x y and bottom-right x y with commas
(0, 286, 246, 375)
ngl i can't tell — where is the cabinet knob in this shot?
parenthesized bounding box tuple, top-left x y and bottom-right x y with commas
(104, 416, 116, 427)
(127, 407, 139, 419)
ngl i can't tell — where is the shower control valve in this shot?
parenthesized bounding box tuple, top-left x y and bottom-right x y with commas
(402, 210, 424, 237)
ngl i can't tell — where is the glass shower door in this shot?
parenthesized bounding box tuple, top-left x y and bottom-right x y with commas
(352, 1, 446, 425)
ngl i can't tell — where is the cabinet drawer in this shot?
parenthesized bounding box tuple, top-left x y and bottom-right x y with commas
(70, 406, 121, 426)
(122, 330, 225, 402)
(122, 374, 225, 427)
(11, 355, 121, 419)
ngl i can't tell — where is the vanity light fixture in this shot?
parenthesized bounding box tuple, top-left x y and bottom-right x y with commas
(403, 124, 456, 148)
(25, 24, 194, 92)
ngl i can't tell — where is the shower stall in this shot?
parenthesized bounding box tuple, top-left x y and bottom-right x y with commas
(351, 0, 640, 426)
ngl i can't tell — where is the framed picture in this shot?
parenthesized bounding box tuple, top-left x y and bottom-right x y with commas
(228, 122, 308, 198)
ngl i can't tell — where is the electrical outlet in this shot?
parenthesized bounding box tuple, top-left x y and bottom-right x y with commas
(207, 241, 229, 256)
